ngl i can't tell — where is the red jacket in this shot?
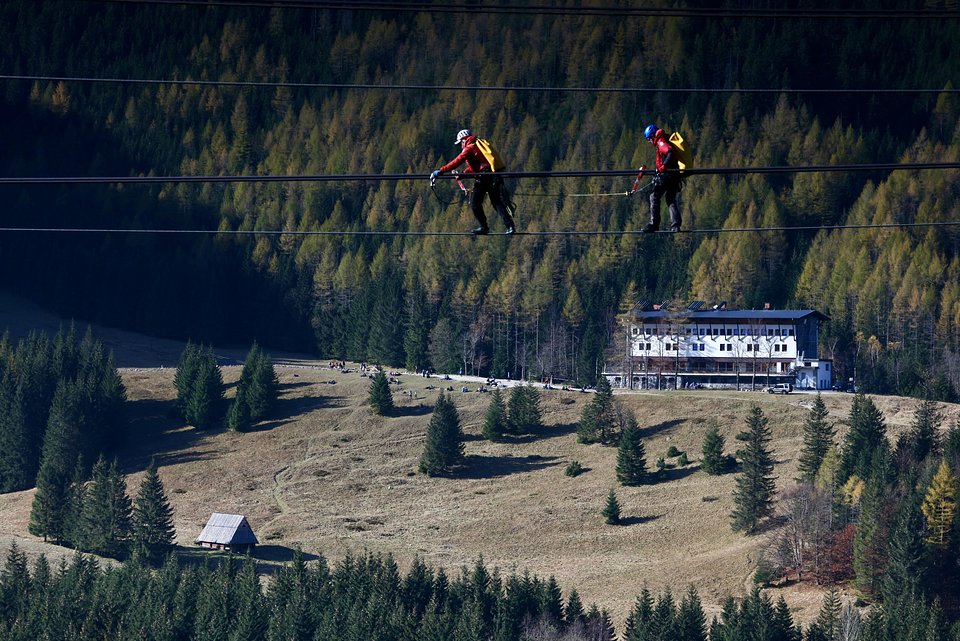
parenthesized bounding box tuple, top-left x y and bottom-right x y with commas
(652, 129, 678, 173)
(439, 135, 491, 174)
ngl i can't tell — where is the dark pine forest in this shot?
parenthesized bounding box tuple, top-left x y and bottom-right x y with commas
(1, 0, 960, 394)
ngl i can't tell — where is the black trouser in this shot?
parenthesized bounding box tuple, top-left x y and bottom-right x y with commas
(649, 174, 682, 230)
(472, 174, 515, 230)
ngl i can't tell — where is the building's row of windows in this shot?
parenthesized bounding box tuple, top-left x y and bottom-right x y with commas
(638, 342, 793, 353)
(634, 326, 797, 337)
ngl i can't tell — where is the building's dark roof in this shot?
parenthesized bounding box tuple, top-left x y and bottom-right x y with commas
(195, 513, 259, 546)
(632, 309, 829, 322)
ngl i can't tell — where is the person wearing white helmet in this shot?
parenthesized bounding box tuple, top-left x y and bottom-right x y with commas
(430, 129, 516, 235)
(641, 124, 682, 233)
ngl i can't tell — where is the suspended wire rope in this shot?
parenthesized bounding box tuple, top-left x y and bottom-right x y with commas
(85, 0, 960, 19)
(2, 162, 957, 185)
(4, 74, 958, 95)
(1, 220, 958, 237)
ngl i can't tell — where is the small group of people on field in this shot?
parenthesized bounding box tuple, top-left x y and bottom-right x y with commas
(429, 124, 682, 235)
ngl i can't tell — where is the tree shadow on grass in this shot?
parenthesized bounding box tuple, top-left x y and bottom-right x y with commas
(619, 514, 661, 526)
(507, 422, 579, 443)
(120, 397, 217, 472)
(657, 464, 700, 482)
(278, 380, 318, 390)
(390, 404, 433, 417)
(639, 418, 685, 439)
(248, 394, 334, 431)
(459, 454, 562, 479)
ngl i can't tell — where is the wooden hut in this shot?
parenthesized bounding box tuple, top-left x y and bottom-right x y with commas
(195, 513, 259, 553)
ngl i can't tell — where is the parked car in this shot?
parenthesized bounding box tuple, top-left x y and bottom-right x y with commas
(766, 383, 793, 394)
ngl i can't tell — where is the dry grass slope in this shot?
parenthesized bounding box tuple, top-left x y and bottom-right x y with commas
(0, 296, 956, 628)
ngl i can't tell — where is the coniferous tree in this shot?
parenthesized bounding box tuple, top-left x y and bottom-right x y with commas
(651, 589, 678, 640)
(29, 380, 82, 543)
(174, 341, 201, 416)
(565, 589, 585, 626)
(837, 394, 889, 485)
(676, 586, 708, 641)
(0, 542, 29, 626)
(226, 385, 253, 432)
(403, 283, 430, 374)
(0, 371, 34, 492)
(418, 392, 464, 476)
(368, 369, 394, 416)
(481, 389, 508, 441)
(602, 488, 621, 525)
(943, 420, 960, 467)
(577, 376, 617, 444)
(922, 459, 957, 549)
(852, 447, 894, 596)
(796, 393, 834, 483)
(507, 385, 542, 435)
(883, 491, 929, 605)
(241, 342, 279, 424)
(184, 347, 223, 430)
(730, 406, 776, 534)
(79, 456, 132, 558)
(771, 595, 801, 641)
(131, 460, 176, 563)
(623, 586, 653, 641)
(616, 415, 648, 486)
(899, 398, 943, 467)
(807, 588, 841, 641)
(700, 419, 733, 475)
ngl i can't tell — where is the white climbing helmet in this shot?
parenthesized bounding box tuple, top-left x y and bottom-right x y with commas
(454, 129, 472, 145)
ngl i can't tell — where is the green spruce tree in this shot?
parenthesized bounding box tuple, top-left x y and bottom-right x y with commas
(616, 415, 648, 486)
(368, 369, 394, 416)
(602, 488, 621, 525)
(131, 460, 176, 563)
(507, 385, 542, 435)
(418, 392, 464, 476)
(481, 389, 508, 442)
(730, 406, 776, 533)
(577, 376, 618, 444)
(700, 418, 733, 475)
(796, 393, 835, 483)
(28, 380, 82, 543)
(184, 347, 223, 430)
(837, 394, 889, 485)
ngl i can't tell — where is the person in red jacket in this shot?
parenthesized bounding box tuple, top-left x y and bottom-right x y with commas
(430, 129, 516, 235)
(641, 124, 682, 233)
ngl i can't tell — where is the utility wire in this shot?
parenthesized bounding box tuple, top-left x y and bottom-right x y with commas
(2, 163, 958, 185)
(86, 0, 960, 19)
(0, 220, 958, 236)
(5, 74, 957, 95)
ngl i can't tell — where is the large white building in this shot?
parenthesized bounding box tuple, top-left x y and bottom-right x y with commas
(606, 302, 832, 390)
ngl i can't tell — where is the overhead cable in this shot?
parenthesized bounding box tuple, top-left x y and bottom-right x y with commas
(86, 0, 960, 20)
(2, 162, 958, 185)
(4, 74, 957, 95)
(1, 220, 958, 236)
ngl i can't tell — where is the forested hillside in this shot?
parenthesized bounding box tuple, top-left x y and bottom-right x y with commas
(1, 1, 959, 396)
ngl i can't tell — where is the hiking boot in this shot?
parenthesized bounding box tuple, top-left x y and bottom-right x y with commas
(505, 227, 516, 235)
(472, 226, 489, 235)
(642, 224, 659, 234)
(669, 225, 681, 232)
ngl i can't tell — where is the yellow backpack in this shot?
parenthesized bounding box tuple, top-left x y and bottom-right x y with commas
(475, 138, 506, 172)
(668, 131, 692, 173)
